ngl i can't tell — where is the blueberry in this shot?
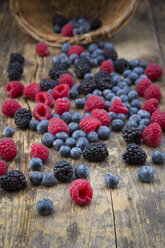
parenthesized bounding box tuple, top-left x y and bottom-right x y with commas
(75, 98, 85, 109)
(152, 151, 165, 164)
(139, 61, 148, 69)
(105, 173, 119, 188)
(135, 78, 141, 86)
(52, 56, 61, 64)
(133, 67, 144, 75)
(69, 88, 79, 99)
(137, 110, 150, 119)
(75, 164, 90, 179)
(116, 89, 126, 96)
(84, 73, 94, 79)
(124, 78, 132, 86)
(138, 166, 154, 183)
(88, 43, 98, 53)
(129, 59, 139, 69)
(84, 113, 90, 117)
(29, 120, 39, 131)
(53, 139, 64, 150)
(61, 112, 72, 124)
(42, 172, 56, 187)
(37, 120, 49, 134)
(87, 131, 98, 143)
(139, 118, 150, 126)
(54, 24, 62, 33)
(62, 97, 69, 101)
(72, 130, 86, 140)
(129, 107, 138, 116)
(118, 81, 128, 89)
(70, 147, 82, 159)
(139, 74, 147, 79)
(111, 119, 124, 131)
(138, 124, 146, 132)
(97, 55, 105, 64)
(68, 122, 80, 134)
(124, 102, 131, 110)
(131, 99, 142, 109)
(108, 112, 117, 120)
(80, 52, 90, 59)
(128, 72, 139, 83)
(55, 132, 68, 141)
(3, 126, 15, 137)
(120, 94, 129, 102)
(105, 101, 111, 110)
(111, 96, 120, 102)
(29, 171, 43, 186)
(112, 86, 120, 93)
(65, 137, 76, 148)
(126, 120, 138, 128)
(104, 42, 114, 49)
(41, 132, 54, 147)
(36, 198, 54, 215)
(117, 113, 126, 121)
(29, 158, 43, 171)
(98, 40, 105, 48)
(61, 42, 71, 53)
(105, 92, 115, 101)
(72, 112, 82, 123)
(110, 75, 121, 85)
(97, 126, 111, 140)
(103, 89, 111, 97)
(129, 114, 141, 123)
(128, 90, 138, 101)
(90, 58, 98, 67)
(59, 145, 71, 157)
(123, 69, 132, 77)
(69, 54, 79, 64)
(85, 93, 92, 100)
(93, 89, 102, 96)
(52, 113, 60, 118)
(47, 89, 52, 94)
(76, 137, 89, 150)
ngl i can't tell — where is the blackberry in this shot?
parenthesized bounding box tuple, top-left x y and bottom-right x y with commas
(103, 48, 118, 61)
(90, 18, 102, 30)
(14, 108, 32, 129)
(8, 62, 23, 80)
(0, 170, 27, 191)
(79, 78, 96, 95)
(49, 62, 68, 79)
(9, 53, 24, 64)
(53, 160, 73, 183)
(94, 71, 110, 90)
(58, 70, 73, 78)
(83, 142, 109, 162)
(114, 58, 129, 73)
(39, 78, 58, 91)
(75, 58, 90, 79)
(123, 127, 141, 144)
(123, 143, 147, 164)
(53, 14, 67, 27)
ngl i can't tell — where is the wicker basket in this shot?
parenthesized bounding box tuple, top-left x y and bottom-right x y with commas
(10, 0, 138, 47)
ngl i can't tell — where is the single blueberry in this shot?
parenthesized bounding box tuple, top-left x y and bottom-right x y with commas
(129, 59, 139, 69)
(68, 122, 80, 134)
(75, 164, 90, 179)
(97, 126, 111, 140)
(128, 90, 138, 101)
(84, 73, 94, 79)
(29, 158, 43, 171)
(59, 145, 71, 157)
(70, 147, 82, 159)
(105, 92, 115, 101)
(69, 88, 79, 99)
(124, 78, 132, 86)
(139, 118, 150, 126)
(98, 40, 105, 48)
(55, 132, 68, 141)
(133, 66, 144, 75)
(103, 89, 111, 97)
(3, 126, 15, 137)
(137, 110, 150, 119)
(36, 198, 54, 215)
(61, 112, 72, 124)
(138, 166, 154, 183)
(112, 86, 120, 93)
(29, 172, 43, 186)
(108, 112, 117, 120)
(29, 120, 39, 131)
(85, 93, 92, 100)
(117, 113, 126, 121)
(75, 98, 86, 109)
(129, 114, 141, 123)
(111, 119, 124, 131)
(72, 112, 82, 123)
(129, 107, 138, 116)
(54, 24, 62, 33)
(123, 69, 132, 78)
(65, 137, 76, 148)
(105, 173, 119, 188)
(42, 172, 56, 187)
(93, 89, 102, 96)
(84, 113, 90, 117)
(120, 94, 129, 102)
(139, 61, 148, 69)
(138, 124, 146, 132)
(87, 131, 99, 143)
(90, 58, 98, 67)
(131, 99, 142, 109)
(72, 130, 86, 140)
(128, 72, 139, 83)
(104, 42, 114, 49)
(41, 132, 54, 147)
(126, 120, 138, 128)
(105, 101, 111, 110)
(53, 139, 64, 150)
(116, 89, 126, 96)
(52, 113, 60, 118)
(70, 54, 79, 64)
(76, 137, 89, 150)
(37, 120, 49, 134)
(97, 55, 105, 65)
(124, 102, 131, 110)
(88, 43, 98, 53)
(139, 74, 147, 79)
(52, 56, 61, 64)
(152, 151, 165, 164)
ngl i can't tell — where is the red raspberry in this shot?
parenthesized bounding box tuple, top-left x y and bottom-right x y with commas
(90, 109, 111, 126)
(5, 81, 24, 98)
(136, 78, 152, 97)
(100, 60, 114, 74)
(142, 123, 162, 147)
(80, 117, 102, 134)
(2, 99, 21, 117)
(48, 117, 69, 135)
(54, 98, 71, 115)
(84, 95, 105, 112)
(144, 84, 162, 101)
(69, 179, 93, 205)
(23, 82, 41, 100)
(59, 74, 74, 88)
(35, 91, 53, 107)
(109, 98, 128, 115)
(62, 23, 74, 37)
(0, 160, 8, 176)
(52, 84, 69, 99)
(30, 143, 49, 162)
(33, 103, 51, 121)
(151, 110, 165, 130)
(141, 98, 159, 114)
(35, 42, 50, 57)
(68, 45, 84, 57)
(0, 138, 17, 161)
(145, 63, 163, 80)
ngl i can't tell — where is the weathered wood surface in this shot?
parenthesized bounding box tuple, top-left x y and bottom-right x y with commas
(0, 0, 165, 247)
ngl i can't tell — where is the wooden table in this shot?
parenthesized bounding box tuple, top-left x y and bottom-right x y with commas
(0, 0, 165, 247)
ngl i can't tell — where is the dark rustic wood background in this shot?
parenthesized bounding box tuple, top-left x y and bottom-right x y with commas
(0, 0, 165, 247)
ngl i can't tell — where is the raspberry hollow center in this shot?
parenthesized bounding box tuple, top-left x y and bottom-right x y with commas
(39, 95, 45, 103)
(38, 106, 46, 116)
(7, 85, 11, 91)
(78, 187, 87, 199)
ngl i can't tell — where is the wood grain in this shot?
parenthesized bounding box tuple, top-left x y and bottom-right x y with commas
(0, 0, 165, 247)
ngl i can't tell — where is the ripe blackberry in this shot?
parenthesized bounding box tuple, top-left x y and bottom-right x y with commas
(53, 14, 67, 27)
(123, 143, 147, 164)
(9, 53, 24, 64)
(114, 58, 129, 73)
(0, 170, 27, 191)
(83, 142, 109, 162)
(79, 78, 96, 94)
(14, 108, 32, 129)
(90, 18, 102, 30)
(123, 127, 142, 144)
(49, 62, 68, 80)
(94, 71, 110, 90)
(53, 160, 73, 183)
(39, 78, 58, 91)
(75, 58, 90, 79)
(103, 48, 118, 61)
(8, 62, 23, 80)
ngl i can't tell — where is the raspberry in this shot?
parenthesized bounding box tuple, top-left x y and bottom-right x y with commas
(35, 92, 53, 107)
(69, 179, 93, 206)
(30, 143, 49, 162)
(84, 95, 105, 112)
(0, 160, 8, 176)
(80, 117, 102, 134)
(2, 99, 21, 117)
(54, 98, 71, 115)
(62, 23, 74, 37)
(144, 84, 162, 101)
(100, 60, 114, 74)
(0, 138, 17, 161)
(90, 109, 111, 126)
(68, 45, 84, 57)
(23, 82, 41, 100)
(5, 81, 24, 98)
(145, 63, 163, 80)
(141, 98, 159, 114)
(109, 98, 128, 114)
(35, 42, 50, 57)
(59, 74, 74, 88)
(142, 123, 162, 147)
(33, 103, 51, 121)
(48, 117, 69, 135)
(52, 84, 69, 99)
(151, 110, 165, 130)
(136, 78, 152, 96)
